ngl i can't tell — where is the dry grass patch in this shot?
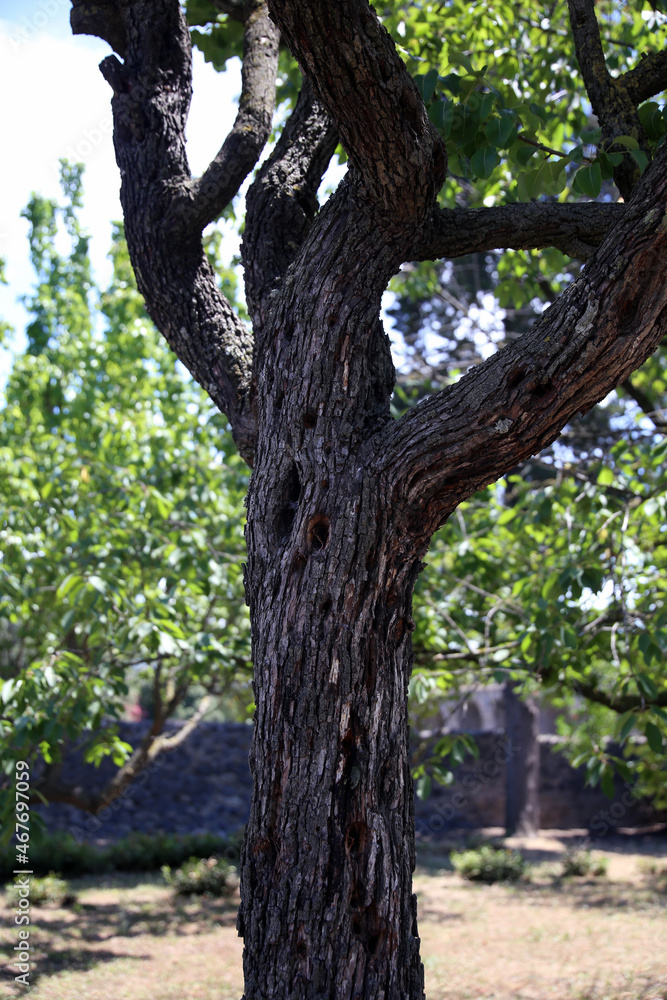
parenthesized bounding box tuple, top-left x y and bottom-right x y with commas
(1, 834, 666, 1000)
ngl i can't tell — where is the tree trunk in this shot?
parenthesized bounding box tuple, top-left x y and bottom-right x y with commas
(238, 190, 426, 999)
(504, 681, 540, 837)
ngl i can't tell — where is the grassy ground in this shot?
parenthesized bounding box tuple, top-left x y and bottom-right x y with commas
(1, 831, 666, 1000)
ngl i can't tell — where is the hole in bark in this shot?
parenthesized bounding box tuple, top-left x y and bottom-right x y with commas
(296, 941, 308, 959)
(274, 462, 301, 539)
(345, 822, 366, 857)
(350, 902, 383, 954)
(507, 368, 527, 390)
(531, 379, 552, 397)
(367, 932, 381, 956)
(320, 597, 333, 615)
(302, 411, 317, 429)
(274, 392, 284, 410)
(307, 515, 330, 551)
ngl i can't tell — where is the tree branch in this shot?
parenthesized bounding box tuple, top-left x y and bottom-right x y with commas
(266, 0, 444, 222)
(378, 143, 667, 541)
(622, 49, 667, 106)
(32, 684, 214, 815)
(567, 0, 647, 198)
(556, 674, 667, 714)
(74, 0, 259, 463)
(242, 77, 338, 326)
(174, 1, 280, 235)
(417, 201, 625, 263)
(70, 0, 126, 56)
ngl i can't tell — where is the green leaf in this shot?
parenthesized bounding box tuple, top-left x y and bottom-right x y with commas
(630, 149, 649, 174)
(447, 49, 475, 75)
(470, 144, 500, 179)
(422, 68, 439, 104)
(562, 627, 577, 650)
(572, 162, 602, 198)
(618, 712, 637, 743)
(611, 135, 639, 151)
(60, 608, 76, 633)
(601, 765, 616, 799)
(428, 100, 446, 131)
(416, 773, 432, 800)
(645, 721, 664, 754)
(597, 466, 614, 486)
(638, 102, 666, 140)
(580, 127, 602, 145)
(485, 112, 517, 148)
(497, 506, 519, 525)
(636, 672, 658, 699)
(56, 574, 84, 600)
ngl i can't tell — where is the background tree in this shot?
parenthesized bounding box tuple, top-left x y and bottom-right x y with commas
(0, 165, 251, 820)
(6, 0, 667, 996)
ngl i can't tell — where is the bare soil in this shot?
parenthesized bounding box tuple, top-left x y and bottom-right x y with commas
(1, 831, 666, 1000)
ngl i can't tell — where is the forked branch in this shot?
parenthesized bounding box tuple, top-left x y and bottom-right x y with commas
(267, 0, 444, 222)
(379, 143, 667, 541)
(243, 78, 338, 325)
(176, 1, 280, 235)
(74, 0, 265, 463)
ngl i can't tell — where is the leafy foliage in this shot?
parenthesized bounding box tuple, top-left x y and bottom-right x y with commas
(561, 848, 608, 878)
(0, 164, 252, 829)
(411, 426, 667, 805)
(450, 844, 528, 883)
(14, 872, 77, 907)
(0, 829, 243, 880)
(162, 854, 238, 896)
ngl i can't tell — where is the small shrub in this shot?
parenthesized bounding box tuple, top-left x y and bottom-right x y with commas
(450, 845, 527, 884)
(162, 855, 237, 896)
(22, 873, 76, 907)
(561, 848, 607, 878)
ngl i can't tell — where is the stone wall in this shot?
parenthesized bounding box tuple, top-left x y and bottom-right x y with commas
(34, 723, 662, 844)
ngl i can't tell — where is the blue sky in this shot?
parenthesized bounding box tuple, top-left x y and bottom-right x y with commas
(0, 1, 241, 385)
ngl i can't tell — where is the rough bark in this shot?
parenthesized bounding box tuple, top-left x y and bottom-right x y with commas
(379, 139, 667, 544)
(566, 0, 648, 198)
(504, 682, 540, 837)
(70, 0, 667, 997)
